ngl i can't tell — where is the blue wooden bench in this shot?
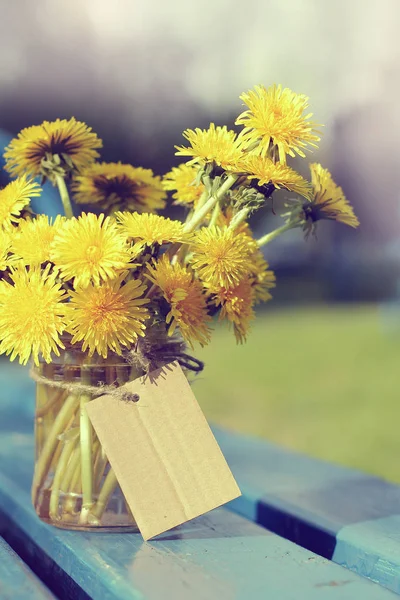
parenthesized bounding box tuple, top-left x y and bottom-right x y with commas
(213, 427, 400, 595)
(0, 362, 398, 599)
(0, 537, 55, 599)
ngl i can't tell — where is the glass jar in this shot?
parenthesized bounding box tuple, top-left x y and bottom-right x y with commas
(32, 350, 143, 531)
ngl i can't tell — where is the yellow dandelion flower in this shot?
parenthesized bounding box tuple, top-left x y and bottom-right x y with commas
(4, 118, 102, 180)
(214, 278, 255, 344)
(0, 265, 67, 365)
(146, 256, 211, 347)
(11, 214, 66, 266)
(162, 163, 205, 206)
(72, 162, 166, 213)
(236, 84, 321, 163)
(302, 163, 359, 235)
(66, 275, 149, 358)
(175, 123, 246, 170)
(190, 226, 254, 289)
(239, 154, 312, 199)
(248, 247, 276, 304)
(115, 211, 191, 246)
(50, 213, 132, 288)
(0, 176, 41, 230)
(0, 229, 11, 270)
(0, 280, 9, 302)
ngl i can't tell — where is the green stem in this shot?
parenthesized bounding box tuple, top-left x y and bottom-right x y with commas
(78, 391, 94, 524)
(32, 393, 79, 506)
(91, 439, 101, 488)
(256, 222, 294, 247)
(228, 207, 251, 232)
(192, 187, 209, 213)
(55, 174, 74, 219)
(49, 436, 77, 520)
(63, 444, 82, 515)
(36, 389, 65, 419)
(62, 441, 81, 493)
(208, 201, 221, 228)
(35, 380, 49, 453)
(164, 188, 211, 265)
(243, 139, 261, 153)
(171, 243, 187, 266)
(90, 468, 118, 521)
(94, 446, 108, 492)
(69, 454, 82, 493)
(183, 174, 238, 233)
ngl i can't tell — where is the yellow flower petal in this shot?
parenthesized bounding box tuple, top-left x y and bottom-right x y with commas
(190, 226, 254, 289)
(0, 229, 11, 270)
(72, 162, 166, 213)
(50, 212, 132, 288)
(4, 118, 102, 179)
(162, 163, 205, 206)
(115, 211, 191, 245)
(248, 246, 275, 304)
(146, 256, 211, 347)
(302, 163, 359, 233)
(0, 176, 41, 230)
(236, 84, 321, 163)
(66, 275, 149, 358)
(175, 123, 246, 170)
(214, 278, 256, 344)
(0, 265, 67, 365)
(11, 214, 65, 266)
(239, 154, 312, 200)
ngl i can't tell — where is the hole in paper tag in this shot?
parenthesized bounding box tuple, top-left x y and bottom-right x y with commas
(120, 391, 140, 403)
(86, 361, 241, 540)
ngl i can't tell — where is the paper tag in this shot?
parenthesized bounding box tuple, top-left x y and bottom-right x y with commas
(86, 362, 241, 540)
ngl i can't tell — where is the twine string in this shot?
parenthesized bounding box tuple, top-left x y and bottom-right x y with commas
(29, 368, 138, 401)
(29, 342, 204, 401)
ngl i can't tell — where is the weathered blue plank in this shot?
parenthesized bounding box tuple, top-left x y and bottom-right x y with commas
(0, 460, 395, 600)
(0, 365, 396, 600)
(333, 516, 400, 594)
(212, 426, 400, 595)
(0, 536, 54, 599)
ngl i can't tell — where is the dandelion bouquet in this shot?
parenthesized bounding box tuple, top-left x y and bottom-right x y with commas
(0, 84, 358, 530)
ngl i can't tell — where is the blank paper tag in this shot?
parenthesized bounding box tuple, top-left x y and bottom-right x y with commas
(86, 362, 241, 540)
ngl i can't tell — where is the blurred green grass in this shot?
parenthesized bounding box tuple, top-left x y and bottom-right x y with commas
(193, 304, 400, 483)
